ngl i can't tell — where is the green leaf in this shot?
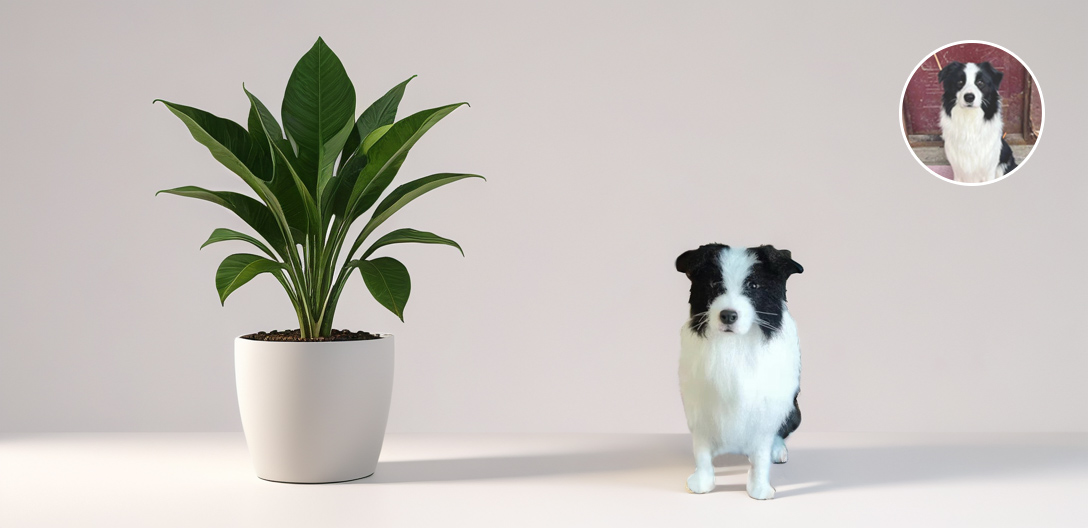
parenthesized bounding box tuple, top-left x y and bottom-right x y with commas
(354, 257, 411, 321)
(281, 37, 356, 199)
(155, 100, 272, 183)
(215, 253, 285, 305)
(344, 103, 468, 224)
(327, 76, 417, 216)
(201, 228, 278, 260)
(361, 228, 463, 260)
(245, 88, 283, 145)
(245, 88, 319, 233)
(156, 186, 286, 255)
(356, 75, 415, 142)
(337, 75, 415, 174)
(326, 151, 368, 218)
(350, 173, 483, 257)
(245, 91, 307, 233)
(361, 124, 392, 155)
(155, 100, 293, 246)
(338, 130, 361, 175)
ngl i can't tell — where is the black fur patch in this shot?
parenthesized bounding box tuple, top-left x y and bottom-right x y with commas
(1000, 138, 1018, 174)
(976, 62, 1004, 121)
(745, 245, 803, 339)
(777, 390, 801, 439)
(938, 61, 965, 118)
(675, 244, 728, 337)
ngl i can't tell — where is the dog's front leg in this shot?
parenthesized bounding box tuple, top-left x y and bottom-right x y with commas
(686, 440, 715, 494)
(746, 443, 775, 500)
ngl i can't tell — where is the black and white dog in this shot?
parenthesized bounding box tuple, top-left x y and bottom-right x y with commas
(937, 61, 1017, 183)
(676, 244, 802, 500)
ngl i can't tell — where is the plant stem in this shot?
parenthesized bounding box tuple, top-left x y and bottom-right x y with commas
(273, 271, 307, 333)
(316, 212, 358, 335)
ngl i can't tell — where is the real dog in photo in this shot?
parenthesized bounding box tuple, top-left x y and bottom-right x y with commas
(937, 61, 1018, 183)
(676, 244, 803, 500)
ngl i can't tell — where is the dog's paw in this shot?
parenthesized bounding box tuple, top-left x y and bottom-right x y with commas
(771, 438, 788, 464)
(746, 481, 775, 500)
(686, 472, 715, 494)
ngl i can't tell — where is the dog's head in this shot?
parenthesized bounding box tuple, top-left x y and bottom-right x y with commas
(938, 61, 1003, 118)
(676, 244, 803, 339)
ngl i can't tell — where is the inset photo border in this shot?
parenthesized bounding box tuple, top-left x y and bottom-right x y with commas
(900, 41, 1044, 186)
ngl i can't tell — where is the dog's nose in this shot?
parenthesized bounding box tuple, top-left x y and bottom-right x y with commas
(964, 93, 975, 103)
(720, 310, 738, 325)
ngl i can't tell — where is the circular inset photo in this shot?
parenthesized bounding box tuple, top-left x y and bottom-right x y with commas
(900, 41, 1043, 185)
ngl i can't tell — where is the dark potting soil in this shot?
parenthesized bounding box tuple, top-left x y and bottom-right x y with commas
(240, 329, 382, 342)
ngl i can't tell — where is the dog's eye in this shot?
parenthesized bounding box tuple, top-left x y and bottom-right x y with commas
(747, 281, 761, 290)
(957, 80, 964, 87)
(976, 80, 984, 88)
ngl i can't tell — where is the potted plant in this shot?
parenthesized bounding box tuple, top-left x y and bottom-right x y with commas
(157, 37, 482, 483)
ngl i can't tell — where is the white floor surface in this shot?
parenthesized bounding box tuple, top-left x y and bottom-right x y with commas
(1, 432, 1085, 527)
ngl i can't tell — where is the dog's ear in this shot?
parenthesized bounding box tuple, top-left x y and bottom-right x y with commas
(978, 61, 1003, 87)
(676, 244, 727, 277)
(675, 248, 701, 277)
(758, 245, 803, 276)
(937, 61, 963, 84)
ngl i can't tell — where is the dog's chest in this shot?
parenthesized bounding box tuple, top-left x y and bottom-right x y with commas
(940, 107, 1004, 182)
(678, 317, 800, 442)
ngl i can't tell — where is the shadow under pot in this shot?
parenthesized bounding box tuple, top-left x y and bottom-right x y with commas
(234, 335, 395, 483)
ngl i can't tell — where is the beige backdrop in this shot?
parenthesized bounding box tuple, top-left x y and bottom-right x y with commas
(1, 0, 1085, 433)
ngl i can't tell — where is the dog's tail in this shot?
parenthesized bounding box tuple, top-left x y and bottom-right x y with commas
(999, 138, 1018, 175)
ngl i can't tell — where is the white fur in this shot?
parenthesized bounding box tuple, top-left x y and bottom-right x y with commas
(678, 247, 801, 500)
(940, 63, 1006, 183)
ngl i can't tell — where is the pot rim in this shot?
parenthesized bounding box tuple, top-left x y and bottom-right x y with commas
(235, 333, 393, 343)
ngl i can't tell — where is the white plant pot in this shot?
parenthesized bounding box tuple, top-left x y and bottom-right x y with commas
(234, 335, 394, 483)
